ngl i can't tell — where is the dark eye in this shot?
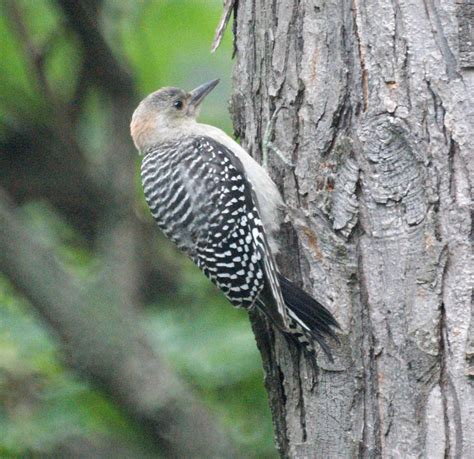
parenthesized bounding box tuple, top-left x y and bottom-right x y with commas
(173, 100, 183, 109)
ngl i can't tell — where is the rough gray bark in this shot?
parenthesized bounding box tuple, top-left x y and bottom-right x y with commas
(231, 0, 473, 457)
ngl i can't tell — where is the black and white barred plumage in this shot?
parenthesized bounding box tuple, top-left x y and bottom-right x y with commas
(132, 81, 339, 361)
(141, 136, 338, 360)
(142, 137, 285, 313)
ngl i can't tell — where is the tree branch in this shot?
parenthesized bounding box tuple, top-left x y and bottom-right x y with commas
(56, 0, 134, 96)
(4, 1, 81, 157)
(0, 189, 236, 457)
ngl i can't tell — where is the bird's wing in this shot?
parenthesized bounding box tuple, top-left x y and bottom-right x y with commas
(180, 136, 290, 330)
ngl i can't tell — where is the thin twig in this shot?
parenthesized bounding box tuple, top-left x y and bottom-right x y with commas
(4, 1, 58, 106)
(4, 1, 79, 154)
(211, 0, 235, 53)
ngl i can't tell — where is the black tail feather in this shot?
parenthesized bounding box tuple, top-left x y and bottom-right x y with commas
(278, 274, 340, 361)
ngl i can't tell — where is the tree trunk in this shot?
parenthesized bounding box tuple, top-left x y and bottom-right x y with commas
(231, 0, 473, 457)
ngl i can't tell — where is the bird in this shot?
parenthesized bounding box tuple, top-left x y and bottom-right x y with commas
(131, 79, 339, 361)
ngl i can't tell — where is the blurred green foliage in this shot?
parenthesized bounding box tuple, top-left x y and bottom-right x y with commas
(0, 261, 275, 457)
(0, 0, 276, 457)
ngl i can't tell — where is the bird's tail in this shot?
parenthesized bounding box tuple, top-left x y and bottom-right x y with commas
(278, 274, 340, 362)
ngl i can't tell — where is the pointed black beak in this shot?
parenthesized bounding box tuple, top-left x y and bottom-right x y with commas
(189, 79, 220, 108)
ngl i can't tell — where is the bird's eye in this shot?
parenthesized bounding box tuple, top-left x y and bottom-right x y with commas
(173, 100, 183, 110)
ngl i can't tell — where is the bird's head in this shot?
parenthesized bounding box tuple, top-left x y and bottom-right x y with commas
(130, 79, 219, 153)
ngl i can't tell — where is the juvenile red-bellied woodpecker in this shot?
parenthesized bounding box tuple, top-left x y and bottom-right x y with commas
(131, 79, 339, 360)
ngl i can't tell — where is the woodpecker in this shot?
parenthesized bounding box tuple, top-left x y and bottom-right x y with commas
(131, 79, 339, 360)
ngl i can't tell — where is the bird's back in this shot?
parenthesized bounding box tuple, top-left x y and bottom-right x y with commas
(141, 138, 197, 252)
(141, 135, 269, 310)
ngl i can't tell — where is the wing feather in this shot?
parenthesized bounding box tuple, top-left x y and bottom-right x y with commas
(188, 136, 289, 328)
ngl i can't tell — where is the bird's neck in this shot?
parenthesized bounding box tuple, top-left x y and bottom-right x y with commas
(134, 118, 236, 155)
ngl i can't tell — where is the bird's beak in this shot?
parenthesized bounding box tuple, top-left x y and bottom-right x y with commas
(189, 79, 220, 109)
